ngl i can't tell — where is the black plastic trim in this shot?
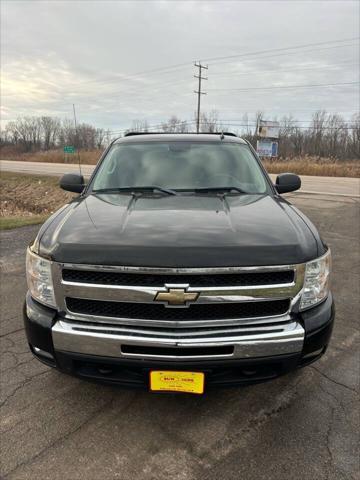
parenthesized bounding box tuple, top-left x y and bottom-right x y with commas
(301, 293, 334, 333)
(23, 293, 57, 355)
(55, 350, 302, 389)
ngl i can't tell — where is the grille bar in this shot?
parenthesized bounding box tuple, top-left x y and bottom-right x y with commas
(68, 321, 289, 339)
(66, 297, 290, 321)
(62, 269, 294, 287)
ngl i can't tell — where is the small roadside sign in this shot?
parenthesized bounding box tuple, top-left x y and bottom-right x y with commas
(257, 140, 278, 157)
(64, 146, 75, 154)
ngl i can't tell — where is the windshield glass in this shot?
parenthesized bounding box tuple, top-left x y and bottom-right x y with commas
(91, 142, 270, 194)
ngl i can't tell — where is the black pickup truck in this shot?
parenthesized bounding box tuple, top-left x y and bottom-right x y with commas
(24, 133, 334, 394)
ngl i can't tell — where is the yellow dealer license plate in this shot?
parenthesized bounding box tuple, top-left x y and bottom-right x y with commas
(150, 371, 205, 394)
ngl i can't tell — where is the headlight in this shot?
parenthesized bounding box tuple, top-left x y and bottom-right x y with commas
(300, 249, 331, 311)
(26, 249, 56, 308)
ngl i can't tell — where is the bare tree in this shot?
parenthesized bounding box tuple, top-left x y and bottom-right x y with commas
(1, 128, 13, 146)
(279, 115, 297, 158)
(95, 128, 107, 149)
(199, 110, 221, 133)
(103, 129, 113, 147)
(161, 115, 188, 133)
(349, 113, 360, 158)
(59, 119, 76, 147)
(5, 117, 41, 151)
(41, 116, 61, 150)
(241, 113, 251, 137)
(311, 110, 327, 156)
(1, 113, 359, 160)
(130, 120, 149, 132)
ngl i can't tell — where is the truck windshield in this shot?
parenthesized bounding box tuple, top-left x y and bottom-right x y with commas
(91, 142, 270, 194)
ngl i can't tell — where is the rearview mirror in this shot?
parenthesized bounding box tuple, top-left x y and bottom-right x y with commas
(60, 173, 85, 193)
(275, 173, 301, 194)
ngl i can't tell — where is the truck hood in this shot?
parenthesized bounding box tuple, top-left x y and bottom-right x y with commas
(39, 193, 320, 267)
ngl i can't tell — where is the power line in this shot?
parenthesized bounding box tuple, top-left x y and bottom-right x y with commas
(4, 59, 358, 101)
(78, 37, 360, 88)
(64, 42, 358, 98)
(208, 81, 359, 92)
(208, 108, 358, 114)
(50, 37, 360, 91)
(106, 118, 358, 136)
(59, 43, 359, 105)
(99, 60, 359, 97)
(69, 63, 191, 88)
(215, 118, 357, 124)
(203, 37, 359, 64)
(207, 43, 359, 71)
(209, 60, 359, 79)
(194, 62, 208, 134)
(214, 123, 357, 130)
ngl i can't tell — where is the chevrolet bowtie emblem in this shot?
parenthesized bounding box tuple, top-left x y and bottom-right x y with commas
(154, 288, 200, 306)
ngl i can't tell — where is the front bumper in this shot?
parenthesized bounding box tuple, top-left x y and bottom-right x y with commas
(23, 292, 335, 388)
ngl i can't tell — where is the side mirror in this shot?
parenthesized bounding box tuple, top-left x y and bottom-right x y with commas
(275, 173, 301, 194)
(60, 173, 85, 193)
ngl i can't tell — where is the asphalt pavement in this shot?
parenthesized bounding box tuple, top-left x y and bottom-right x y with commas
(1, 159, 360, 197)
(0, 193, 359, 480)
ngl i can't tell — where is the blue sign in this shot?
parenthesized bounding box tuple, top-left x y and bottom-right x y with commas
(271, 142, 278, 157)
(257, 140, 278, 157)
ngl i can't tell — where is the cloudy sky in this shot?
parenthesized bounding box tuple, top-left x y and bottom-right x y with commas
(1, 0, 359, 135)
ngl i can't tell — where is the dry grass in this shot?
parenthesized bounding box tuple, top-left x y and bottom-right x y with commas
(263, 157, 360, 178)
(0, 172, 75, 229)
(0, 148, 102, 165)
(0, 215, 49, 230)
(1, 148, 359, 177)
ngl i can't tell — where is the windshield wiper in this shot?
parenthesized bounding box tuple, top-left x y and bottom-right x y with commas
(92, 186, 177, 196)
(189, 187, 249, 194)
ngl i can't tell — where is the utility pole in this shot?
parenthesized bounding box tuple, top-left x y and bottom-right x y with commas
(194, 62, 208, 134)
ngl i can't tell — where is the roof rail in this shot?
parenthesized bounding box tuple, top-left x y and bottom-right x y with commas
(124, 131, 238, 137)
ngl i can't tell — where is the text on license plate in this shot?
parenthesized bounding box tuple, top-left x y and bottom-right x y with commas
(150, 371, 205, 394)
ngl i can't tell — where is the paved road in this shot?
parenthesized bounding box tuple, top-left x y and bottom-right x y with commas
(0, 193, 359, 480)
(1, 160, 360, 197)
(1, 160, 95, 178)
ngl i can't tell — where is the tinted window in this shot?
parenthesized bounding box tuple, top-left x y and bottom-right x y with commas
(92, 142, 269, 194)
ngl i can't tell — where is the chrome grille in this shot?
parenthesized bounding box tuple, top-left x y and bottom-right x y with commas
(51, 263, 306, 360)
(52, 263, 305, 331)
